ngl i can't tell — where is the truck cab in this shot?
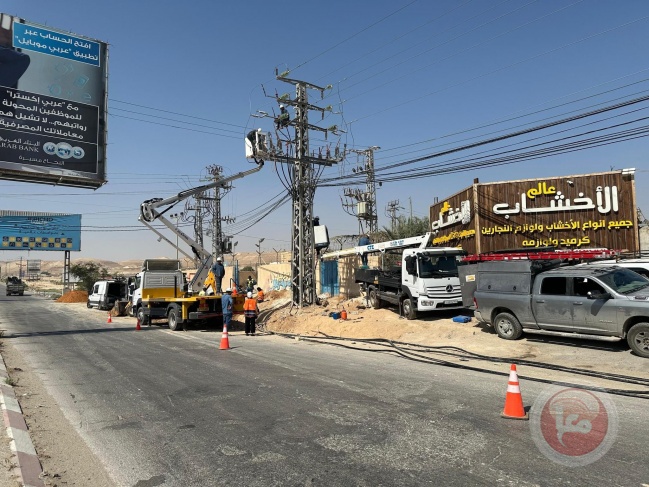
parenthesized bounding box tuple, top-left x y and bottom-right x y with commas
(357, 247, 466, 319)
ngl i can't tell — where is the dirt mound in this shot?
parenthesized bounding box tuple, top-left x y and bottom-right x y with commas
(266, 289, 290, 300)
(56, 290, 88, 303)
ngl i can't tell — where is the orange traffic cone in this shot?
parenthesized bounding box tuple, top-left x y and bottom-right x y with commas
(107, 312, 112, 324)
(219, 324, 231, 350)
(502, 364, 528, 420)
(136, 318, 141, 331)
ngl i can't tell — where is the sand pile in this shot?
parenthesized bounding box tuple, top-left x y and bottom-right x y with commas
(56, 290, 88, 303)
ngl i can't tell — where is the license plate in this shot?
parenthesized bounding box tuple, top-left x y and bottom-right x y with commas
(444, 300, 459, 305)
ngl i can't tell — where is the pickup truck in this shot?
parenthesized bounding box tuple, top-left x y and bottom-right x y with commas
(5, 276, 25, 296)
(466, 260, 649, 358)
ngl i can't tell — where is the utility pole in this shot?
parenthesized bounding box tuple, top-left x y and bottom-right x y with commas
(341, 146, 379, 235)
(198, 165, 233, 259)
(253, 72, 344, 307)
(386, 200, 403, 231)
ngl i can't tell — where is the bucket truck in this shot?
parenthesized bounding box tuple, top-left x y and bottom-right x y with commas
(321, 234, 467, 320)
(134, 160, 264, 330)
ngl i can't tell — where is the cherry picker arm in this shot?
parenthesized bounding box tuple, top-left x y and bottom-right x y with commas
(138, 160, 264, 294)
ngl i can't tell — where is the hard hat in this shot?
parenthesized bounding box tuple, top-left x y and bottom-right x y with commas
(279, 104, 284, 109)
(247, 292, 253, 298)
(216, 257, 222, 262)
(225, 288, 232, 293)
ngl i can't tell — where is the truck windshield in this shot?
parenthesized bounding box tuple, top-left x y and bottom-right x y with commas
(418, 254, 461, 278)
(598, 268, 649, 294)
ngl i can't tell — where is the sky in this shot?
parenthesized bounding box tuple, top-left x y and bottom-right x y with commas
(1, 0, 649, 265)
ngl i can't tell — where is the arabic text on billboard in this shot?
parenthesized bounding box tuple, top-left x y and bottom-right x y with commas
(0, 13, 108, 189)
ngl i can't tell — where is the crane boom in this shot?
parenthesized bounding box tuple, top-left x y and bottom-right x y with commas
(139, 161, 264, 292)
(321, 233, 434, 260)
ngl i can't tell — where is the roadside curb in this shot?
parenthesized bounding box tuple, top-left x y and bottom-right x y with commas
(0, 353, 45, 487)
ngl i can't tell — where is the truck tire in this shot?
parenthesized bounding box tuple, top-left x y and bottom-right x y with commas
(402, 298, 417, 320)
(167, 306, 184, 331)
(627, 323, 649, 358)
(368, 288, 383, 309)
(87, 300, 91, 308)
(136, 306, 147, 325)
(494, 312, 523, 340)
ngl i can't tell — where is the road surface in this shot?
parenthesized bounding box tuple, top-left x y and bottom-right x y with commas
(0, 292, 646, 486)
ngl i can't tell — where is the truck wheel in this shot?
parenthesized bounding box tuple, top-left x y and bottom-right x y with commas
(87, 300, 91, 308)
(368, 288, 382, 309)
(136, 306, 146, 325)
(402, 298, 417, 320)
(627, 323, 649, 358)
(494, 312, 523, 340)
(167, 306, 184, 331)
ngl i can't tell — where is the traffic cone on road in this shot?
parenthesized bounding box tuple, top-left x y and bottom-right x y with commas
(136, 318, 141, 331)
(107, 312, 112, 324)
(501, 364, 528, 420)
(219, 324, 231, 350)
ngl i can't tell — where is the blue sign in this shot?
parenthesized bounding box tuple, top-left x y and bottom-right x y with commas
(0, 214, 81, 251)
(13, 22, 100, 67)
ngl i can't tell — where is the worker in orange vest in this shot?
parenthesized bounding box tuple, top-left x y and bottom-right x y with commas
(231, 285, 238, 297)
(243, 291, 259, 336)
(256, 287, 265, 302)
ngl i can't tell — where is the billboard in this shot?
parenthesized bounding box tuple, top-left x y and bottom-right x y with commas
(0, 211, 81, 251)
(0, 13, 108, 189)
(429, 169, 638, 254)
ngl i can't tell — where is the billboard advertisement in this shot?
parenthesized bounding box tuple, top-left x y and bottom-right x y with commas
(0, 211, 81, 251)
(0, 13, 108, 189)
(429, 169, 638, 254)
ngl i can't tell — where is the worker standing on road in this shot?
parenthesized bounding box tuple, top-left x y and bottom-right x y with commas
(211, 257, 226, 293)
(358, 233, 371, 267)
(222, 288, 233, 329)
(256, 287, 265, 303)
(243, 291, 259, 336)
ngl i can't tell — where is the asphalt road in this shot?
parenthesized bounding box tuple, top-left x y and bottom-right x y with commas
(0, 292, 647, 486)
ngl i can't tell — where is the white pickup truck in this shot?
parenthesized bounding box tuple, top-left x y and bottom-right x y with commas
(466, 260, 649, 358)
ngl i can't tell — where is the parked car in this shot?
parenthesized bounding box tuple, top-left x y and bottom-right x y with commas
(87, 280, 126, 310)
(466, 260, 649, 358)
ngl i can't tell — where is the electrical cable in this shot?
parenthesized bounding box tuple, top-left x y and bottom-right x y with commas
(265, 331, 649, 399)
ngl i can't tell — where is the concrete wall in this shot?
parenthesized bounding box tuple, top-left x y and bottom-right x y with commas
(257, 263, 291, 291)
(639, 225, 649, 253)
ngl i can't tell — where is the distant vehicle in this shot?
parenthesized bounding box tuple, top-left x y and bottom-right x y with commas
(5, 276, 25, 296)
(87, 280, 126, 310)
(466, 259, 649, 358)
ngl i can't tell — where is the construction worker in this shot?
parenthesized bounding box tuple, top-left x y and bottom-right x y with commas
(275, 105, 290, 129)
(231, 285, 238, 297)
(211, 257, 225, 293)
(221, 288, 233, 329)
(243, 291, 259, 336)
(246, 275, 256, 293)
(256, 287, 265, 303)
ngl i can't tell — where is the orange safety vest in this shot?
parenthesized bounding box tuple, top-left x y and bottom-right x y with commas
(257, 291, 265, 301)
(231, 288, 238, 296)
(243, 298, 257, 311)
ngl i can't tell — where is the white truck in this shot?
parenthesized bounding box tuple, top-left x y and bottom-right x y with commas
(321, 233, 467, 319)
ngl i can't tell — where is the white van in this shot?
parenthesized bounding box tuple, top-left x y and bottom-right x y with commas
(87, 280, 125, 310)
